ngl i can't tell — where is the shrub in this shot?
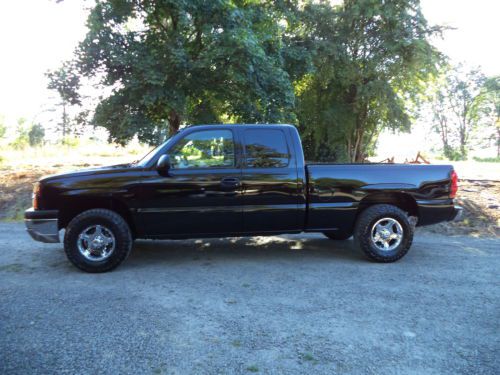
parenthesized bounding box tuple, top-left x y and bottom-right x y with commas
(62, 136, 80, 147)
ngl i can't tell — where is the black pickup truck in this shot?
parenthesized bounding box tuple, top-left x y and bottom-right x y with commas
(25, 124, 462, 272)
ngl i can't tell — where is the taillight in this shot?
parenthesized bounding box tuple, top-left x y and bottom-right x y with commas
(32, 182, 40, 209)
(450, 170, 458, 198)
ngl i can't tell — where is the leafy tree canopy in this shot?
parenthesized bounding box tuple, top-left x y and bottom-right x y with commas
(73, 0, 298, 144)
(475, 76, 500, 157)
(430, 64, 486, 160)
(54, 0, 444, 161)
(46, 62, 82, 138)
(296, 0, 443, 161)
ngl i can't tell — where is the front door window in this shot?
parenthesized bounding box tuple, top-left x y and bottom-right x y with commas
(170, 129, 235, 169)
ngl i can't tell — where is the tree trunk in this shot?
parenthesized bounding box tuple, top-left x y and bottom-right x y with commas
(459, 118, 467, 159)
(347, 127, 366, 163)
(351, 106, 367, 163)
(168, 109, 181, 136)
(62, 101, 67, 139)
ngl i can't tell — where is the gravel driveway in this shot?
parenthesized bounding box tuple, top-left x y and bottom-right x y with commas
(0, 222, 498, 374)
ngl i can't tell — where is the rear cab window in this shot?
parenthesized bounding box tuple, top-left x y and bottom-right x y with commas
(243, 129, 290, 168)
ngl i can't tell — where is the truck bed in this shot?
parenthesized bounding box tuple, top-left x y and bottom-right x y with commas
(305, 163, 455, 231)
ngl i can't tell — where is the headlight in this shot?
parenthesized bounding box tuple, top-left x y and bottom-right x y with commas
(32, 182, 41, 209)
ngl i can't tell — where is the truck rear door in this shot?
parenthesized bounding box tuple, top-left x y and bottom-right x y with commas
(239, 127, 304, 233)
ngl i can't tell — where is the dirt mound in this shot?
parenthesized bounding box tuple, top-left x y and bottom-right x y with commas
(0, 169, 57, 221)
(419, 179, 500, 237)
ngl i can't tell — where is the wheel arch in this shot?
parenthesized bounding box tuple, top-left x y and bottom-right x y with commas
(58, 197, 136, 237)
(357, 192, 419, 219)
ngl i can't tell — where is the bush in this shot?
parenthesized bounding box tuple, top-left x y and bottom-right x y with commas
(62, 136, 80, 147)
(9, 118, 30, 150)
(10, 136, 29, 150)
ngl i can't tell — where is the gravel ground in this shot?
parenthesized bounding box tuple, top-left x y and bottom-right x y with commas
(0, 222, 498, 375)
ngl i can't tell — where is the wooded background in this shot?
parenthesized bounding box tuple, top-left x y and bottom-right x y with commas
(1, 0, 498, 162)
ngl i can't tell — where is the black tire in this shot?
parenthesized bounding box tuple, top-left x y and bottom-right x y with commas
(354, 204, 413, 263)
(64, 209, 133, 273)
(322, 230, 352, 240)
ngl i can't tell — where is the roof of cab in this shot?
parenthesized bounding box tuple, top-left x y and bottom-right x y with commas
(181, 123, 296, 131)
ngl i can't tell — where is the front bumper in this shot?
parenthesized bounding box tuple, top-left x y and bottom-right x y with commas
(24, 208, 60, 243)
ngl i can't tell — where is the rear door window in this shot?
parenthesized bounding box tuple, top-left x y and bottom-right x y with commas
(243, 129, 290, 168)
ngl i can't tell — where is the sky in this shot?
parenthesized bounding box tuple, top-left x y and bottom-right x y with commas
(0, 0, 498, 152)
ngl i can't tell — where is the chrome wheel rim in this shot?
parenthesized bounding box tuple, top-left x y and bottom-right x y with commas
(77, 225, 115, 261)
(371, 217, 403, 252)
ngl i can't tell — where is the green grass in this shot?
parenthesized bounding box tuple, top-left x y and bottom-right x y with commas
(231, 340, 242, 347)
(300, 352, 319, 364)
(246, 365, 259, 372)
(473, 156, 500, 163)
(0, 263, 24, 272)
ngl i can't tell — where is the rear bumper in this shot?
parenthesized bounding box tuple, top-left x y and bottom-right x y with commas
(452, 205, 464, 221)
(24, 208, 60, 243)
(416, 200, 463, 226)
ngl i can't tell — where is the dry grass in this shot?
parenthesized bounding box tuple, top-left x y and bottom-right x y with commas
(0, 140, 149, 170)
(0, 141, 150, 220)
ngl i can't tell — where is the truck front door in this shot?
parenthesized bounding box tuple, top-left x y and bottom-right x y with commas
(139, 128, 243, 237)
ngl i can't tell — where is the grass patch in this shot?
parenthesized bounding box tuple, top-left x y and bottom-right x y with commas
(246, 365, 259, 372)
(473, 156, 500, 163)
(231, 340, 241, 347)
(0, 263, 24, 272)
(300, 352, 319, 365)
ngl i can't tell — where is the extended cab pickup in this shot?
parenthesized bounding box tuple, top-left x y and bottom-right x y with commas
(25, 124, 462, 272)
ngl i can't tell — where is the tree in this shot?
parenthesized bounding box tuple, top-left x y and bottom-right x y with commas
(28, 123, 45, 147)
(475, 76, 500, 157)
(69, 0, 296, 144)
(431, 65, 486, 160)
(431, 86, 455, 160)
(46, 62, 81, 139)
(295, 0, 443, 162)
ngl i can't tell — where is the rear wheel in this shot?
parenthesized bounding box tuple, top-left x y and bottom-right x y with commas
(322, 230, 352, 240)
(354, 204, 413, 262)
(64, 209, 133, 273)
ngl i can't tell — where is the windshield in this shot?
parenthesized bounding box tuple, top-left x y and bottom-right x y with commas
(134, 136, 175, 167)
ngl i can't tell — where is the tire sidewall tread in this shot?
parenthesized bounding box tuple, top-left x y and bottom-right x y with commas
(354, 204, 414, 263)
(64, 209, 132, 273)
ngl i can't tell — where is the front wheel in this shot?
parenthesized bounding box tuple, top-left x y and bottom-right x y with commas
(354, 204, 413, 262)
(64, 209, 133, 273)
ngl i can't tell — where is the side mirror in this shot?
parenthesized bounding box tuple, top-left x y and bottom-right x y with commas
(156, 154, 171, 175)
